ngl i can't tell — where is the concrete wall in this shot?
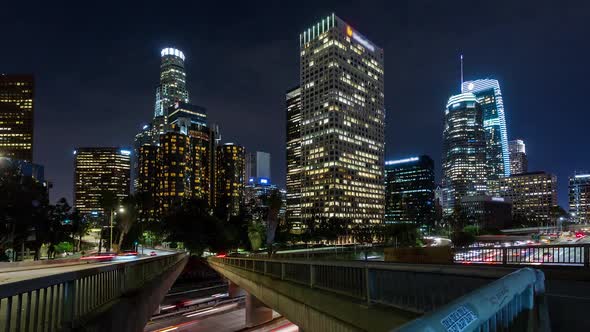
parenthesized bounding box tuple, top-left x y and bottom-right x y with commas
(77, 256, 188, 332)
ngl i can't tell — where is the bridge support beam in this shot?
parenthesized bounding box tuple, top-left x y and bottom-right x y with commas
(228, 280, 245, 298)
(246, 292, 273, 327)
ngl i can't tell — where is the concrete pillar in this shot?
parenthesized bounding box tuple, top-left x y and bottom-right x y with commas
(245, 292, 273, 327)
(228, 280, 245, 298)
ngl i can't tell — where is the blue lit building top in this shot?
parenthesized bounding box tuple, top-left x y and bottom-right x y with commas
(462, 79, 510, 178)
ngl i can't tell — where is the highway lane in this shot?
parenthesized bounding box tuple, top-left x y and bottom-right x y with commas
(145, 305, 285, 332)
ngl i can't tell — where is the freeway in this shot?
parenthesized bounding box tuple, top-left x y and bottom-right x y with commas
(145, 304, 287, 332)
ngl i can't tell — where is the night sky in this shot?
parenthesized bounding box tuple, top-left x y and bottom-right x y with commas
(2, 0, 589, 208)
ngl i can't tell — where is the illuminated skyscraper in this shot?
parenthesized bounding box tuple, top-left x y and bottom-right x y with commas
(299, 14, 385, 226)
(154, 48, 189, 118)
(245, 151, 271, 183)
(497, 172, 557, 226)
(442, 93, 488, 214)
(136, 144, 158, 220)
(508, 139, 528, 175)
(286, 86, 302, 229)
(384, 156, 435, 230)
(569, 173, 590, 224)
(0, 74, 34, 162)
(156, 131, 191, 214)
(73, 148, 131, 215)
(216, 143, 245, 220)
(462, 79, 510, 180)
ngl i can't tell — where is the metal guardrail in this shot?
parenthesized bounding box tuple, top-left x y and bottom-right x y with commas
(396, 268, 547, 332)
(210, 256, 522, 314)
(0, 253, 186, 332)
(454, 244, 590, 267)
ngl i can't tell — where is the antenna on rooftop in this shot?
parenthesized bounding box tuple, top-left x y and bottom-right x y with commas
(460, 54, 464, 93)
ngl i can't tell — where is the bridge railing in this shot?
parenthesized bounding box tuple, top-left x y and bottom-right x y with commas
(0, 253, 187, 332)
(454, 244, 590, 267)
(210, 256, 541, 314)
(396, 268, 548, 332)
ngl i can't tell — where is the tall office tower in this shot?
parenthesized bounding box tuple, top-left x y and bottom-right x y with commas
(73, 147, 131, 215)
(245, 151, 271, 182)
(133, 116, 167, 191)
(462, 79, 510, 180)
(215, 143, 245, 220)
(442, 93, 488, 215)
(154, 48, 189, 118)
(299, 14, 385, 226)
(0, 74, 34, 162)
(286, 86, 302, 230)
(384, 156, 435, 230)
(136, 144, 159, 220)
(156, 131, 191, 214)
(497, 172, 557, 226)
(569, 173, 590, 223)
(508, 139, 528, 175)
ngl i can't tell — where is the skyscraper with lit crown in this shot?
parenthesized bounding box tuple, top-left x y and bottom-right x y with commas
(154, 48, 189, 118)
(442, 93, 488, 214)
(462, 79, 510, 180)
(298, 14, 385, 226)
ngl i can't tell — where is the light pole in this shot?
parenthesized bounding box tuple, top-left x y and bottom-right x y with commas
(110, 207, 125, 252)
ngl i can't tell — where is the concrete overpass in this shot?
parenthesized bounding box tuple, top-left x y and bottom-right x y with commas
(209, 256, 550, 331)
(0, 251, 188, 331)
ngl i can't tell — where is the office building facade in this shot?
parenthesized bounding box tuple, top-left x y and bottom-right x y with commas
(73, 147, 131, 215)
(569, 173, 590, 224)
(245, 151, 271, 183)
(442, 93, 488, 214)
(0, 74, 34, 162)
(384, 156, 435, 230)
(462, 79, 510, 180)
(462, 195, 512, 230)
(286, 86, 303, 230)
(496, 172, 557, 226)
(154, 48, 189, 118)
(508, 139, 528, 175)
(299, 14, 385, 225)
(216, 143, 245, 219)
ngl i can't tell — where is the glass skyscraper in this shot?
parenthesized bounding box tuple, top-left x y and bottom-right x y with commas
(442, 93, 488, 214)
(299, 14, 385, 225)
(216, 143, 246, 220)
(154, 48, 189, 118)
(286, 86, 302, 230)
(384, 156, 435, 230)
(569, 173, 590, 224)
(508, 139, 528, 175)
(462, 79, 510, 180)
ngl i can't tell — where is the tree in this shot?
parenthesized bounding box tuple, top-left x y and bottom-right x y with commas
(265, 190, 282, 256)
(550, 205, 568, 227)
(380, 223, 421, 247)
(163, 199, 230, 256)
(351, 219, 375, 260)
(0, 161, 53, 260)
(116, 195, 139, 250)
(70, 210, 90, 252)
(97, 191, 119, 252)
(317, 217, 346, 243)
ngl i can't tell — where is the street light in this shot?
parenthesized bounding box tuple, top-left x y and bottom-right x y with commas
(110, 207, 125, 252)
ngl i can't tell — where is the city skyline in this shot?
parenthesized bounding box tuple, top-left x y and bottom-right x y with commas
(2, 1, 589, 208)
